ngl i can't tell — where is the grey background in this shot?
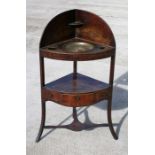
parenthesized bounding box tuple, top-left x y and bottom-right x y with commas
(27, 0, 128, 154)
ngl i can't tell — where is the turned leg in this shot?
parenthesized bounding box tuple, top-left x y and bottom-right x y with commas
(107, 98, 118, 140)
(36, 100, 46, 142)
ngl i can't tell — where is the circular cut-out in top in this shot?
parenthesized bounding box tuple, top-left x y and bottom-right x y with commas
(48, 46, 57, 50)
(62, 41, 95, 52)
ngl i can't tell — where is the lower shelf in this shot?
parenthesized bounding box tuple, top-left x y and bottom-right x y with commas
(42, 73, 112, 107)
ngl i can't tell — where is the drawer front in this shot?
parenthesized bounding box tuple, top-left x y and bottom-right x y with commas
(42, 89, 110, 107)
(61, 93, 96, 107)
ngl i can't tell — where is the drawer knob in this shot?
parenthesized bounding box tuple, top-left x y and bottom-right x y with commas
(75, 96, 80, 101)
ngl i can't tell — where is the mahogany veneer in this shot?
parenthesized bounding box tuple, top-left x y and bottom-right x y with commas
(36, 9, 118, 142)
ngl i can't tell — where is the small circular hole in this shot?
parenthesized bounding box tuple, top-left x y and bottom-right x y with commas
(48, 46, 57, 50)
(99, 46, 105, 49)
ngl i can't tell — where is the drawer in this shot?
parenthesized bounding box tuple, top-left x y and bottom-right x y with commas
(42, 88, 110, 107)
(61, 93, 96, 107)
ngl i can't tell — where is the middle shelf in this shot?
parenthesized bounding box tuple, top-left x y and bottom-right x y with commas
(42, 73, 112, 107)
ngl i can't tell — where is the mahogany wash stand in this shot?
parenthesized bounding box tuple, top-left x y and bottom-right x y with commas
(36, 9, 118, 142)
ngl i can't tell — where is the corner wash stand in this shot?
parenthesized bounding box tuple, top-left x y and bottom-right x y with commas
(36, 9, 118, 142)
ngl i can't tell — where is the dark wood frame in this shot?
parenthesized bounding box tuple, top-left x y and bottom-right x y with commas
(36, 9, 118, 142)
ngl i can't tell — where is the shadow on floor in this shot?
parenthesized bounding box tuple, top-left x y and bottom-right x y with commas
(95, 71, 128, 110)
(113, 71, 128, 110)
(115, 71, 128, 86)
(40, 108, 128, 141)
(83, 109, 128, 137)
(38, 72, 128, 141)
(95, 85, 128, 110)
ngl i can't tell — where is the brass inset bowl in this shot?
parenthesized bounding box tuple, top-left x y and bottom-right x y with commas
(62, 41, 94, 52)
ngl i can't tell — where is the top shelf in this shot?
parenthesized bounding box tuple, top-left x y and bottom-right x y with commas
(40, 38, 115, 61)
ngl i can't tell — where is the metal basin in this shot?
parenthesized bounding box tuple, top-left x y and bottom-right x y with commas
(62, 41, 94, 52)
